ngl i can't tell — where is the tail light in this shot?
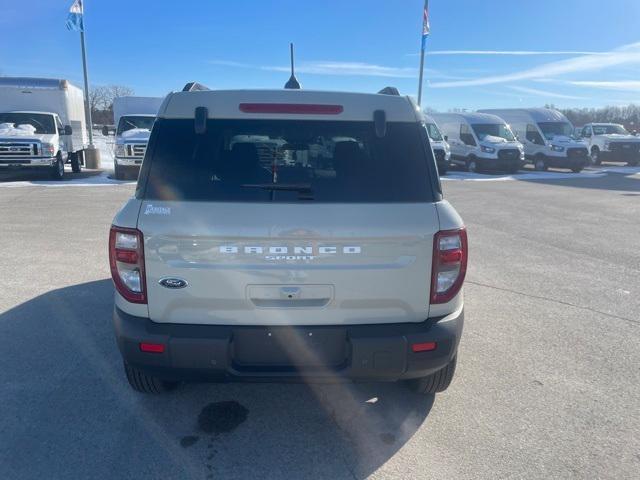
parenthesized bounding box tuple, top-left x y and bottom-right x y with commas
(430, 228, 468, 304)
(109, 226, 146, 304)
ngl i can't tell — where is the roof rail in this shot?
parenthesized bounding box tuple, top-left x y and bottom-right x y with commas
(182, 82, 210, 92)
(377, 86, 400, 96)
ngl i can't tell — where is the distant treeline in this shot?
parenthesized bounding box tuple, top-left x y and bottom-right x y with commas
(551, 104, 639, 131)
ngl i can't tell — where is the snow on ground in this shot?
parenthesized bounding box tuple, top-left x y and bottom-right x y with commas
(440, 169, 607, 182)
(0, 174, 133, 188)
(441, 165, 640, 181)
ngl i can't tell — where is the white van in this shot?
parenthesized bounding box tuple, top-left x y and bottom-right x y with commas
(110, 96, 163, 179)
(432, 112, 524, 173)
(424, 114, 451, 174)
(0, 77, 87, 179)
(479, 108, 589, 172)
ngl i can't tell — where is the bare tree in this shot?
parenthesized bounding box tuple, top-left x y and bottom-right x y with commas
(88, 84, 135, 124)
(89, 86, 109, 112)
(107, 85, 134, 100)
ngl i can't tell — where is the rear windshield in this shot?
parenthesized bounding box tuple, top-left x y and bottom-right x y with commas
(139, 119, 435, 203)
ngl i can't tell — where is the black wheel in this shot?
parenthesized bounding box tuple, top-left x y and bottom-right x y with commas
(571, 166, 583, 173)
(114, 162, 124, 180)
(627, 159, 638, 166)
(466, 157, 478, 173)
(534, 155, 547, 171)
(124, 363, 178, 394)
(438, 164, 448, 175)
(70, 152, 82, 173)
(406, 356, 457, 394)
(50, 154, 64, 180)
(591, 147, 601, 165)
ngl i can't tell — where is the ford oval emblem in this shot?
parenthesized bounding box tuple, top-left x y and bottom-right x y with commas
(159, 277, 188, 289)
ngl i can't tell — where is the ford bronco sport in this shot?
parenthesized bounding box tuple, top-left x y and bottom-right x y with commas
(109, 86, 467, 395)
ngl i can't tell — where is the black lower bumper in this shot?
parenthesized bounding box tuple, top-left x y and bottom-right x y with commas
(113, 307, 463, 382)
(599, 150, 640, 163)
(478, 159, 523, 171)
(536, 154, 588, 169)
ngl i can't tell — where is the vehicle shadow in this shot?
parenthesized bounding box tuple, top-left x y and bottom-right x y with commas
(519, 169, 640, 192)
(0, 280, 434, 480)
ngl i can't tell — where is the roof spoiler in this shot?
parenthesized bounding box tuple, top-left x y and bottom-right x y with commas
(377, 86, 400, 96)
(182, 82, 210, 92)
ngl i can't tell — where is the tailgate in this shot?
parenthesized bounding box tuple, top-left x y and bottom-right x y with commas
(138, 202, 438, 326)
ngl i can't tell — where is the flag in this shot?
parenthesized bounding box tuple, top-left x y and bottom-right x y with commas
(66, 0, 84, 32)
(421, 0, 430, 49)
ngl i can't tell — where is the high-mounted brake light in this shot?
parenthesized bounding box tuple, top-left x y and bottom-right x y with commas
(109, 226, 147, 304)
(430, 228, 468, 304)
(239, 103, 343, 115)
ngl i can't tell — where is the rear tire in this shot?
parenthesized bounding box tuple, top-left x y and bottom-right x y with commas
(627, 159, 639, 166)
(50, 155, 64, 180)
(571, 166, 583, 173)
(124, 363, 178, 394)
(406, 356, 457, 394)
(70, 152, 82, 173)
(591, 147, 601, 165)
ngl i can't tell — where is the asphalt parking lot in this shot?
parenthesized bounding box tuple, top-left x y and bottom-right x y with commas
(0, 166, 638, 479)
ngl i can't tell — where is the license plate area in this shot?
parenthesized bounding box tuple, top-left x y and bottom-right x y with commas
(231, 327, 348, 370)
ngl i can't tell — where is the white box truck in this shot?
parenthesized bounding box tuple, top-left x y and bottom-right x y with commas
(109, 96, 163, 179)
(479, 108, 589, 172)
(0, 77, 87, 179)
(432, 112, 524, 173)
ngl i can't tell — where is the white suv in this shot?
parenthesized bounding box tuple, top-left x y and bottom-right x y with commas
(109, 86, 467, 395)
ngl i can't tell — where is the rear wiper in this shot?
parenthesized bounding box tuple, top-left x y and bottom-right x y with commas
(241, 183, 314, 200)
(241, 183, 312, 192)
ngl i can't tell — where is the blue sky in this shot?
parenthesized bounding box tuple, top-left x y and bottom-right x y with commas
(1, 0, 640, 111)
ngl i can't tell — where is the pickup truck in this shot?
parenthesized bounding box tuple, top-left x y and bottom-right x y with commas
(579, 123, 640, 166)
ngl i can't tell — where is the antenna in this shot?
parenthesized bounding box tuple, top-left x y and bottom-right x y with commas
(284, 43, 301, 89)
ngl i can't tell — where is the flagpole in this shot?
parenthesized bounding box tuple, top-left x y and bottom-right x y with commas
(417, 46, 425, 106)
(79, 4, 93, 146)
(417, 0, 429, 106)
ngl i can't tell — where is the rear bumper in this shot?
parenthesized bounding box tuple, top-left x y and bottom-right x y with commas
(113, 307, 464, 382)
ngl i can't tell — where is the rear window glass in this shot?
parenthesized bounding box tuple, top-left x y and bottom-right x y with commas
(140, 119, 434, 203)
